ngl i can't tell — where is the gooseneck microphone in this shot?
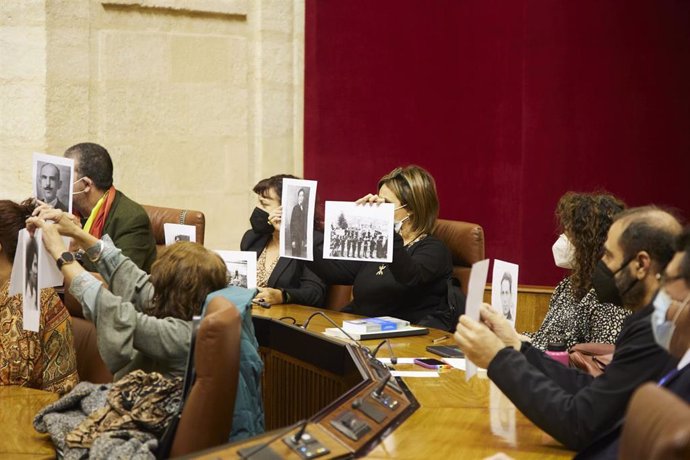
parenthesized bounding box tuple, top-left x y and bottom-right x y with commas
(301, 310, 369, 351)
(371, 339, 398, 365)
(238, 418, 307, 459)
(372, 371, 392, 398)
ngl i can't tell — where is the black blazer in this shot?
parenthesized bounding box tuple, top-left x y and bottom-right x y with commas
(240, 230, 326, 307)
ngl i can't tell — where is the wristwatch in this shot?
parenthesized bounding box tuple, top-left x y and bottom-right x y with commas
(56, 252, 75, 270)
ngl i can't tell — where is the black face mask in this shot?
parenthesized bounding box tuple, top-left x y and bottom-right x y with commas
(250, 207, 274, 234)
(592, 257, 638, 306)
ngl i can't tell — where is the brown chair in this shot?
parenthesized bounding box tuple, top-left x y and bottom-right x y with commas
(325, 219, 484, 309)
(142, 204, 206, 255)
(433, 219, 485, 295)
(619, 382, 690, 459)
(168, 296, 242, 457)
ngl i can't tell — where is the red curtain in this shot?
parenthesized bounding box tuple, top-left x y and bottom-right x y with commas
(305, 0, 690, 286)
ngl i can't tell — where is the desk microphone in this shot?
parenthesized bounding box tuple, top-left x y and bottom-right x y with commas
(237, 418, 306, 459)
(301, 311, 369, 352)
(372, 371, 392, 398)
(371, 339, 398, 365)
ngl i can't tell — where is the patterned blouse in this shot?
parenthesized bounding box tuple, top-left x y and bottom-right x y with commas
(527, 277, 632, 351)
(0, 281, 78, 395)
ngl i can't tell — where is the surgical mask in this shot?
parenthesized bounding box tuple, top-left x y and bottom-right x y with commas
(250, 207, 274, 234)
(394, 215, 409, 233)
(592, 257, 637, 305)
(651, 289, 690, 351)
(552, 234, 575, 269)
(72, 177, 87, 195)
(394, 204, 408, 233)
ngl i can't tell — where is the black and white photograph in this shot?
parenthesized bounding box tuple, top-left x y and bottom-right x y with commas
(491, 259, 519, 327)
(323, 201, 394, 263)
(215, 250, 257, 289)
(164, 223, 197, 246)
(32, 152, 74, 214)
(280, 178, 317, 261)
(22, 230, 41, 332)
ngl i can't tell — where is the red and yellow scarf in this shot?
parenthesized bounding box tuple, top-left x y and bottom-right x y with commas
(83, 186, 117, 239)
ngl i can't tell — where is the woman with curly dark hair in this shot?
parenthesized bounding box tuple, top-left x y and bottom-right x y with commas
(527, 192, 630, 350)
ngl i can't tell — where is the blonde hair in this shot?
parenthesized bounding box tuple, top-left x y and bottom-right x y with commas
(378, 165, 439, 236)
(149, 242, 228, 320)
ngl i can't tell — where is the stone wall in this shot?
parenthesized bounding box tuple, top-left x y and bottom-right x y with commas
(0, 0, 304, 251)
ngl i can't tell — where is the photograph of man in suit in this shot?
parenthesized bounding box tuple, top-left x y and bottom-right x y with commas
(500, 271, 514, 321)
(39, 163, 68, 211)
(290, 188, 307, 257)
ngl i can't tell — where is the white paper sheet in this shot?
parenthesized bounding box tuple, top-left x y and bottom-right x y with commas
(443, 358, 467, 371)
(390, 371, 440, 378)
(215, 250, 257, 289)
(164, 223, 197, 245)
(465, 259, 490, 381)
(376, 357, 416, 365)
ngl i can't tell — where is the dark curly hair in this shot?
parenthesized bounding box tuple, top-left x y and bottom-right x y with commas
(556, 192, 626, 300)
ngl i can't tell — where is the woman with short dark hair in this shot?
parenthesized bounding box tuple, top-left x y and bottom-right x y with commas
(241, 174, 326, 307)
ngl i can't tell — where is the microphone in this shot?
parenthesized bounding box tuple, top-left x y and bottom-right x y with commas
(372, 371, 392, 398)
(301, 311, 369, 352)
(371, 339, 398, 365)
(237, 418, 307, 459)
(290, 418, 309, 445)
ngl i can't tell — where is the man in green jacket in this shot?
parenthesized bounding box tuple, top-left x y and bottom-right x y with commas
(65, 142, 156, 274)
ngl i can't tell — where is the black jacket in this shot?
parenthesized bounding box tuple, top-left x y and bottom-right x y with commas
(575, 354, 690, 459)
(308, 233, 452, 325)
(487, 304, 676, 451)
(240, 230, 326, 307)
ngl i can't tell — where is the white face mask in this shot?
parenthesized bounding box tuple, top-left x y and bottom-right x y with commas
(393, 204, 408, 233)
(72, 177, 87, 195)
(394, 215, 409, 233)
(652, 289, 690, 351)
(552, 234, 575, 269)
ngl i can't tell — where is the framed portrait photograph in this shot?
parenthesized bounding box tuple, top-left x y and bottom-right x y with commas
(215, 250, 257, 289)
(32, 153, 74, 214)
(323, 201, 394, 263)
(491, 259, 519, 327)
(280, 178, 318, 261)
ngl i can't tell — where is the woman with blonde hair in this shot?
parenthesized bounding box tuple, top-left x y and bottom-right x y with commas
(310, 165, 455, 329)
(28, 208, 228, 380)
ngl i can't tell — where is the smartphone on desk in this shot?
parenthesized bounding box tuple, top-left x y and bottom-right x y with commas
(426, 345, 464, 359)
(413, 358, 450, 370)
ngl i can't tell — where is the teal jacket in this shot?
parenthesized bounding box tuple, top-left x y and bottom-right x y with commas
(204, 287, 265, 441)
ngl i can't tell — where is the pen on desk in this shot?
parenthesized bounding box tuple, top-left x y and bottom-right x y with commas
(432, 335, 450, 344)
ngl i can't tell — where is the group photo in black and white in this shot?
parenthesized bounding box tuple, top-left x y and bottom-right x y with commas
(323, 201, 394, 263)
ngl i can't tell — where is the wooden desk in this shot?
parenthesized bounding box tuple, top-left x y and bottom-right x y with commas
(197, 305, 573, 459)
(0, 386, 58, 459)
